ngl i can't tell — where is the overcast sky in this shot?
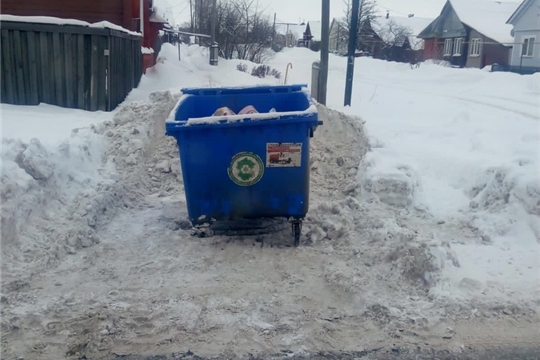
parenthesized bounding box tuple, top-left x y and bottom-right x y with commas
(166, 0, 522, 26)
(166, 0, 448, 25)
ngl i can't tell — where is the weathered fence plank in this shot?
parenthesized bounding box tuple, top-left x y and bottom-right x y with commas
(13, 30, 26, 104)
(39, 31, 51, 104)
(1, 29, 15, 104)
(98, 35, 107, 111)
(20, 32, 32, 104)
(64, 33, 74, 108)
(77, 34, 85, 109)
(1, 20, 142, 111)
(26, 31, 39, 105)
(90, 35, 99, 111)
(52, 32, 65, 107)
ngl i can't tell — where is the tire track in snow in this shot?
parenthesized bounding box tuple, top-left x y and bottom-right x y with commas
(358, 77, 540, 121)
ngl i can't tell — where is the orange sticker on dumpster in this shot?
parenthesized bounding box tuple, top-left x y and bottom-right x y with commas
(266, 143, 302, 167)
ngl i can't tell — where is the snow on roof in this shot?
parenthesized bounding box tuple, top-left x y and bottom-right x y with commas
(152, 0, 174, 25)
(141, 47, 155, 54)
(449, 0, 519, 44)
(0, 14, 142, 36)
(275, 23, 306, 40)
(307, 21, 322, 41)
(372, 16, 434, 50)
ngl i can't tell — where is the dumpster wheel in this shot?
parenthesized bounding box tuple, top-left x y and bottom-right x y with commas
(291, 220, 302, 247)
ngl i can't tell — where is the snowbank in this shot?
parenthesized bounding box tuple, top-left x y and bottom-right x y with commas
(2, 40, 538, 326)
(125, 43, 276, 103)
(2, 38, 540, 360)
(264, 47, 540, 305)
(1, 94, 177, 285)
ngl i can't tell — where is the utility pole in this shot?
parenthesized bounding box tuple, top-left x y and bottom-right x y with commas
(344, 0, 360, 106)
(209, 0, 218, 65)
(319, 0, 330, 105)
(189, 0, 194, 33)
(210, 0, 217, 44)
(272, 13, 276, 48)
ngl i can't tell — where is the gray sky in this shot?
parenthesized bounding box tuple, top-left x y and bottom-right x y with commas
(166, 0, 521, 26)
(167, 0, 446, 25)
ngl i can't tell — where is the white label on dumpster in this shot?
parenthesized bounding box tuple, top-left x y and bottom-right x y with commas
(266, 143, 302, 167)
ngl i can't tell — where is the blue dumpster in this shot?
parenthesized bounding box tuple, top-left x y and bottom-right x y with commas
(165, 84, 321, 245)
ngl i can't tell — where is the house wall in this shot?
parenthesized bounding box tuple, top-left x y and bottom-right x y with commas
(423, 38, 443, 59)
(442, 34, 469, 67)
(511, 30, 540, 68)
(0, 0, 132, 29)
(511, 0, 540, 32)
(509, 0, 540, 69)
(465, 29, 484, 67)
(483, 40, 511, 67)
(420, 3, 467, 64)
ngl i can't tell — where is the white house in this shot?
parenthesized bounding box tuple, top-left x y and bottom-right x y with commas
(506, 0, 540, 73)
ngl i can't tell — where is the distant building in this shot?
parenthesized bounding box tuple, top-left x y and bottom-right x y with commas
(302, 21, 322, 50)
(370, 15, 434, 63)
(329, 18, 348, 55)
(417, 0, 519, 68)
(274, 22, 306, 49)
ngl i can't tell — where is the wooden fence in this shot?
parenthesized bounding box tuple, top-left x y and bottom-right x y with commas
(1, 20, 143, 111)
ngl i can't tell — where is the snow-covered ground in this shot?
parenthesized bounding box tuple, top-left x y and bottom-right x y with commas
(1, 44, 539, 359)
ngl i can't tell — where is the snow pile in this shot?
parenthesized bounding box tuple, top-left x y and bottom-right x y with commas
(2, 39, 540, 360)
(1, 122, 113, 282)
(306, 106, 460, 304)
(152, 0, 174, 25)
(0, 91, 178, 286)
(125, 43, 276, 103)
(263, 47, 540, 305)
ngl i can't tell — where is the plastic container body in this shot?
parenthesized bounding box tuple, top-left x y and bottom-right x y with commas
(165, 84, 320, 225)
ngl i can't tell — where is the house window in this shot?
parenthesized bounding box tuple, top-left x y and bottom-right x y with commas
(469, 38, 481, 57)
(522, 36, 535, 57)
(444, 38, 453, 55)
(453, 38, 464, 56)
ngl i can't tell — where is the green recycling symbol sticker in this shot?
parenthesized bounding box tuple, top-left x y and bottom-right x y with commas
(228, 152, 264, 186)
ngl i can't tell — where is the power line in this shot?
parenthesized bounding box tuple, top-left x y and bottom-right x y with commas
(376, 4, 410, 17)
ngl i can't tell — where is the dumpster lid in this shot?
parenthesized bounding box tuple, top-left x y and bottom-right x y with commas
(180, 84, 308, 96)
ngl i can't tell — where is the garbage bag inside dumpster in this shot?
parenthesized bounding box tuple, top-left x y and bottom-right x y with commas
(165, 84, 321, 226)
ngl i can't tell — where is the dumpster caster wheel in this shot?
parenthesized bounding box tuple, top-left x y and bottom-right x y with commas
(292, 221, 302, 247)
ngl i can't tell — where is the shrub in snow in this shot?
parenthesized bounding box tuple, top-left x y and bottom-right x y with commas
(251, 65, 281, 79)
(236, 63, 248, 73)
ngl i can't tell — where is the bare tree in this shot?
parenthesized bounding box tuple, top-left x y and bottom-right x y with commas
(341, 0, 378, 51)
(230, 0, 273, 62)
(377, 20, 413, 48)
(189, 0, 274, 63)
